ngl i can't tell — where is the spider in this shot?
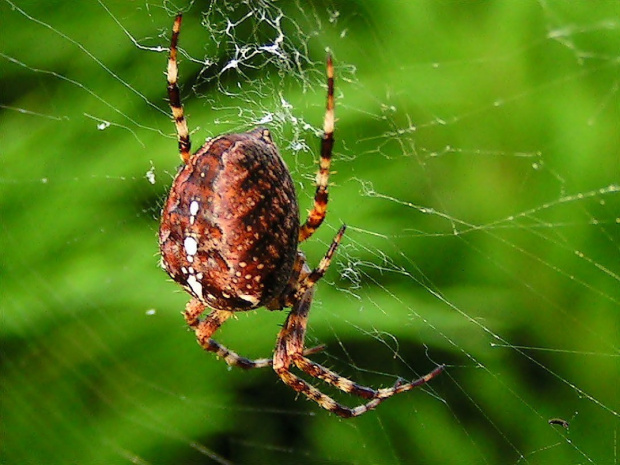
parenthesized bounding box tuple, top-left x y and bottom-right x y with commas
(159, 13, 444, 418)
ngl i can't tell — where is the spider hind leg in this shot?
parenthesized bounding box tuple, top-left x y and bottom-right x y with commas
(167, 13, 192, 164)
(299, 55, 335, 242)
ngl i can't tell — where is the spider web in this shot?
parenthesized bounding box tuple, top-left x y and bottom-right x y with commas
(1, 1, 619, 464)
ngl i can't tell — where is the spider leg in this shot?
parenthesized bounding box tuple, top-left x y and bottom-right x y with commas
(167, 13, 192, 164)
(294, 356, 445, 403)
(299, 54, 335, 242)
(273, 290, 444, 418)
(184, 298, 326, 369)
(294, 224, 346, 300)
(184, 298, 272, 369)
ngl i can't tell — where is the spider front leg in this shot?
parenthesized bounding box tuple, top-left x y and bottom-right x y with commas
(273, 289, 376, 417)
(184, 298, 326, 369)
(272, 230, 443, 417)
(273, 290, 444, 418)
(184, 298, 272, 369)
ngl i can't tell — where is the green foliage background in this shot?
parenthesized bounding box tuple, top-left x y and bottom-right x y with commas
(2, 1, 618, 464)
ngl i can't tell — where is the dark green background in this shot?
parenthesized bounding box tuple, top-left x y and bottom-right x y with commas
(2, 1, 618, 464)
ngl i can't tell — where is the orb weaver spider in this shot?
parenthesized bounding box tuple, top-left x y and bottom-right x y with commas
(159, 14, 443, 417)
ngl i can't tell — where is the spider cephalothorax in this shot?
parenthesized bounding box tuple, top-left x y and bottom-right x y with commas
(159, 13, 443, 418)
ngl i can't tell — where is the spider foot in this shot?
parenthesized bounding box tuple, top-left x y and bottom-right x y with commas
(389, 364, 445, 396)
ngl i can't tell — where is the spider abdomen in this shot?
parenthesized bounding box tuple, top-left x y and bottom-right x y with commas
(159, 128, 300, 311)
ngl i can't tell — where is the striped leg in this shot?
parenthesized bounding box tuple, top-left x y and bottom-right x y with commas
(184, 298, 272, 369)
(294, 224, 346, 301)
(299, 55, 335, 242)
(293, 357, 445, 415)
(167, 14, 192, 164)
(184, 298, 326, 369)
(273, 289, 444, 418)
